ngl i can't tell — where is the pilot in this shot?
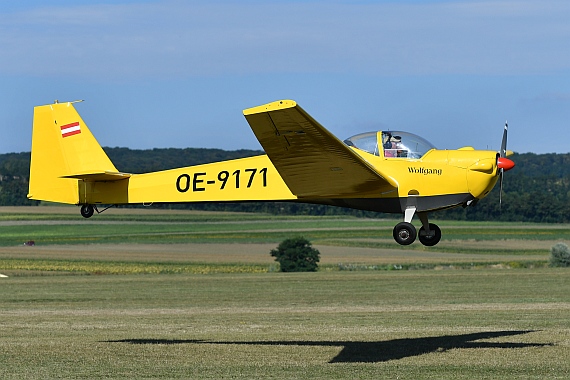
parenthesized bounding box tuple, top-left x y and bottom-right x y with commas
(384, 135, 403, 157)
(392, 136, 405, 157)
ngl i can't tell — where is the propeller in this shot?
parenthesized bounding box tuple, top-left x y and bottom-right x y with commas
(496, 122, 515, 209)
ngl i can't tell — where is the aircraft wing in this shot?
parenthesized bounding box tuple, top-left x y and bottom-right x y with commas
(243, 100, 397, 198)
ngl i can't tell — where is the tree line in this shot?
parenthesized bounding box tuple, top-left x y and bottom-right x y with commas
(1, 148, 568, 223)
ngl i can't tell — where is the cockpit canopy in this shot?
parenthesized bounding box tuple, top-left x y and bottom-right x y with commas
(344, 131, 436, 159)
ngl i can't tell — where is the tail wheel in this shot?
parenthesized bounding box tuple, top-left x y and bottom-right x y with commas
(80, 204, 94, 218)
(393, 222, 417, 245)
(418, 223, 442, 246)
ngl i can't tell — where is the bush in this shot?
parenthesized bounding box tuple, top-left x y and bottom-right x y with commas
(549, 243, 570, 267)
(270, 237, 320, 272)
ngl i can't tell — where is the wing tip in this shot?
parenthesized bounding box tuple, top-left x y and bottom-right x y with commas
(243, 99, 297, 116)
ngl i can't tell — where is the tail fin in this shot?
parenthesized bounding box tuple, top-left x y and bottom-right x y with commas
(28, 101, 125, 204)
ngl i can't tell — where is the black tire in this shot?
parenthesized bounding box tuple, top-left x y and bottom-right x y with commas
(393, 222, 417, 245)
(80, 204, 94, 218)
(418, 223, 442, 246)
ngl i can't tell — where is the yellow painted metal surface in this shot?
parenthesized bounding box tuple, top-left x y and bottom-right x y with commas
(243, 101, 397, 197)
(348, 148, 497, 200)
(28, 101, 296, 206)
(28, 99, 505, 215)
(127, 155, 296, 204)
(28, 102, 119, 205)
(243, 99, 297, 115)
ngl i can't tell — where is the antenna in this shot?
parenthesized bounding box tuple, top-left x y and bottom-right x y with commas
(53, 100, 84, 104)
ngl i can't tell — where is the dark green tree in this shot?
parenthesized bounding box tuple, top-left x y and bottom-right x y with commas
(270, 237, 320, 272)
(3, 148, 570, 223)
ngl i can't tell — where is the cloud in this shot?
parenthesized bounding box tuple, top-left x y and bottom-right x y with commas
(1, 0, 569, 79)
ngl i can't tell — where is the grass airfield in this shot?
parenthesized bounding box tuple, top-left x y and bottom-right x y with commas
(1, 206, 570, 379)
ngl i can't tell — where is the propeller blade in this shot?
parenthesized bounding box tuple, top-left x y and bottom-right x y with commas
(498, 121, 509, 212)
(500, 122, 508, 158)
(499, 169, 504, 210)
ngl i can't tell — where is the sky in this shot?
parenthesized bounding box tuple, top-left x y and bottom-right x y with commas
(1, 0, 569, 155)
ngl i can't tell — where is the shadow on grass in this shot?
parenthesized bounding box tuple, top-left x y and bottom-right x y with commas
(105, 330, 551, 363)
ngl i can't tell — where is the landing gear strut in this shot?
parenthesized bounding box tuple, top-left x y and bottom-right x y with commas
(392, 207, 442, 246)
(80, 204, 117, 218)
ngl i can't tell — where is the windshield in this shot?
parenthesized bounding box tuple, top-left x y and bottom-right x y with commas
(343, 132, 379, 155)
(344, 131, 436, 158)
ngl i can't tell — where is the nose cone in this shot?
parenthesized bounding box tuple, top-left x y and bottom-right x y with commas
(497, 157, 515, 172)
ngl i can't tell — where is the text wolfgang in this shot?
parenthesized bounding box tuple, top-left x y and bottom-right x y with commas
(408, 167, 442, 175)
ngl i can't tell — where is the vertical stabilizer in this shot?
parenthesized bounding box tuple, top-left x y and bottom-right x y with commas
(28, 101, 118, 204)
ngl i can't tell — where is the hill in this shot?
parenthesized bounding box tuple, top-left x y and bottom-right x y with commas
(1, 148, 568, 222)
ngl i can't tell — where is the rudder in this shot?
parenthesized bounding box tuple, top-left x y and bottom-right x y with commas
(28, 101, 119, 204)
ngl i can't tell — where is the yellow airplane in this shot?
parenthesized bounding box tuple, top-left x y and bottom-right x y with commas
(28, 99, 514, 246)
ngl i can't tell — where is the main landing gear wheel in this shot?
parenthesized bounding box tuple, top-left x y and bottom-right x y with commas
(418, 223, 442, 246)
(393, 222, 417, 245)
(80, 204, 94, 218)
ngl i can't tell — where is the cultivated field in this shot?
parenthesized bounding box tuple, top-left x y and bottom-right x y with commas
(1, 206, 569, 378)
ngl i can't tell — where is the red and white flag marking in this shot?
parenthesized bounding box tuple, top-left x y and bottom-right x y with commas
(61, 122, 81, 138)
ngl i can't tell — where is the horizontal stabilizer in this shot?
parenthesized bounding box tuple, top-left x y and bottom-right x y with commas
(61, 171, 132, 182)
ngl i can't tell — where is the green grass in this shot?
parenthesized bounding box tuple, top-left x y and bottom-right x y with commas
(1, 270, 570, 378)
(1, 207, 570, 378)
(0, 218, 391, 244)
(1, 213, 569, 250)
